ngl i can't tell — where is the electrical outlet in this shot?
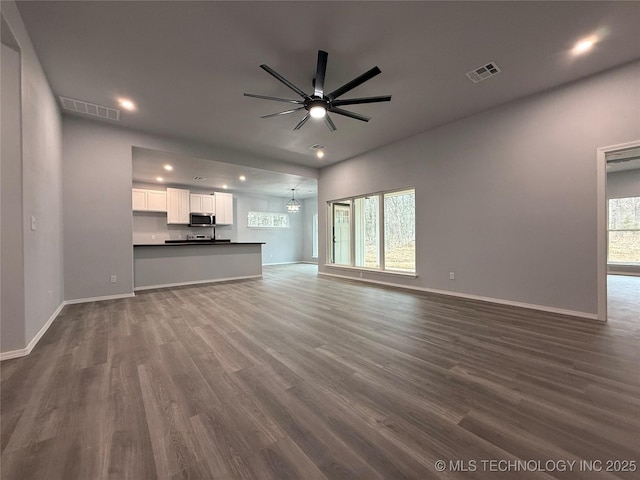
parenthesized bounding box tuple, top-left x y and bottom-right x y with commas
(110, 275, 117, 283)
(449, 272, 455, 280)
(151, 234, 156, 240)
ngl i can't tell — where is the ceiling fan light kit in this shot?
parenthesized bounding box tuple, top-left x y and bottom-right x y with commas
(244, 50, 391, 131)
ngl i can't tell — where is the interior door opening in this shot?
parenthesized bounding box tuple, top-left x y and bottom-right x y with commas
(598, 142, 640, 323)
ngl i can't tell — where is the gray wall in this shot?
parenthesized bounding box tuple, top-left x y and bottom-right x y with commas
(235, 193, 304, 264)
(1, 2, 64, 355)
(319, 61, 640, 317)
(1, 41, 25, 352)
(63, 116, 318, 301)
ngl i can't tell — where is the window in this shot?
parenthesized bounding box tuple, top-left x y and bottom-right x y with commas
(355, 196, 379, 268)
(384, 189, 415, 272)
(608, 197, 640, 264)
(247, 211, 289, 228)
(328, 188, 415, 273)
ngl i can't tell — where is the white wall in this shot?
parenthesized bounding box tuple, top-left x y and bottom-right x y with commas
(1, 1, 64, 356)
(63, 116, 318, 301)
(319, 61, 640, 317)
(301, 197, 318, 263)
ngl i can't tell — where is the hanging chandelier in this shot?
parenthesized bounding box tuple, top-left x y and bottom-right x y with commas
(286, 189, 301, 213)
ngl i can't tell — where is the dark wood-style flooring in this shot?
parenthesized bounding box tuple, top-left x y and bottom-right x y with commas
(1, 265, 639, 479)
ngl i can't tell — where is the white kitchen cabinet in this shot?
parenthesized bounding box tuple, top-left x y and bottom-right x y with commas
(215, 192, 233, 225)
(132, 188, 147, 211)
(146, 190, 167, 212)
(132, 188, 167, 212)
(202, 195, 215, 214)
(166, 187, 190, 224)
(190, 194, 215, 214)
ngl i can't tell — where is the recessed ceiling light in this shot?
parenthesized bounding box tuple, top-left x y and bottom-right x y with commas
(156, 176, 164, 182)
(118, 98, 136, 111)
(222, 184, 228, 189)
(239, 175, 246, 181)
(164, 164, 173, 171)
(572, 36, 597, 55)
(316, 150, 325, 159)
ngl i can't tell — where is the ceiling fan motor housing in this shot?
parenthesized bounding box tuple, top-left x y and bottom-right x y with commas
(305, 98, 328, 112)
(244, 50, 391, 131)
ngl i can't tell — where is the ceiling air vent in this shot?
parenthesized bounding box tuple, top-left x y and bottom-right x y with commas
(59, 96, 120, 121)
(466, 62, 501, 83)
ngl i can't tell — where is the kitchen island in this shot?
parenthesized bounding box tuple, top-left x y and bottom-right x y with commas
(133, 242, 264, 290)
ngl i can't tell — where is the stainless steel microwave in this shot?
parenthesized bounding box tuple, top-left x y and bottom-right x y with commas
(190, 213, 215, 227)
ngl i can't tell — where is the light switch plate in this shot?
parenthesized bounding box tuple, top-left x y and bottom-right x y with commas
(31, 215, 36, 231)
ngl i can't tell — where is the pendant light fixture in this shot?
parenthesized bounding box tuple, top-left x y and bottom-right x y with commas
(286, 189, 301, 213)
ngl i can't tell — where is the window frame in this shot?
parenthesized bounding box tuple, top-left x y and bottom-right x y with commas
(247, 211, 290, 229)
(607, 196, 640, 265)
(326, 187, 416, 276)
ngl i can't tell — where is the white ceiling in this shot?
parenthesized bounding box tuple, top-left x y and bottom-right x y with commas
(15, 1, 640, 173)
(133, 147, 317, 199)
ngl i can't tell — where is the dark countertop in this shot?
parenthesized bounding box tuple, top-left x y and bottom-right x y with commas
(134, 241, 265, 247)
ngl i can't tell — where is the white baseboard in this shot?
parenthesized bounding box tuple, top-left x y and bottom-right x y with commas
(1, 292, 136, 361)
(0, 301, 65, 361)
(64, 292, 135, 305)
(263, 261, 318, 266)
(319, 271, 599, 321)
(133, 274, 262, 291)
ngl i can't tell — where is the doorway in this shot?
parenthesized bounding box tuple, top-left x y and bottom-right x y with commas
(597, 141, 640, 322)
(332, 202, 351, 265)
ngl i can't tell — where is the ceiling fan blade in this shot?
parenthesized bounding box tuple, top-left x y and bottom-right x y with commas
(332, 95, 391, 106)
(260, 107, 305, 119)
(314, 50, 328, 97)
(324, 114, 337, 132)
(260, 64, 309, 99)
(293, 113, 310, 130)
(327, 66, 382, 100)
(328, 106, 371, 122)
(244, 93, 304, 104)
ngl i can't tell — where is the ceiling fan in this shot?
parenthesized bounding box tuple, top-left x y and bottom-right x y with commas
(244, 50, 391, 131)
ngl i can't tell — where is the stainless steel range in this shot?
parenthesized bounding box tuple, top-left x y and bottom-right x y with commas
(187, 234, 212, 241)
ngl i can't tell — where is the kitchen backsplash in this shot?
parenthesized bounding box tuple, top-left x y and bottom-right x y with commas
(132, 212, 232, 244)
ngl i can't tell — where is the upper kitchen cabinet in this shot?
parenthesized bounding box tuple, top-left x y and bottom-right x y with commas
(132, 188, 167, 212)
(166, 187, 190, 224)
(190, 194, 215, 214)
(215, 192, 233, 225)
